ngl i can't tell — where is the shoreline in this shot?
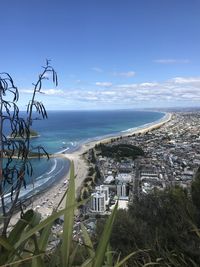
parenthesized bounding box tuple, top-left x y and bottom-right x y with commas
(10, 112, 172, 223)
(64, 112, 171, 157)
(59, 111, 168, 155)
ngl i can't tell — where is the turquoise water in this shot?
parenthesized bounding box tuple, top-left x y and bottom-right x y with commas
(3, 110, 165, 200)
(31, 110, 165, 153)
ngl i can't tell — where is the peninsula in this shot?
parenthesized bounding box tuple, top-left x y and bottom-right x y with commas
(8, 129, 40, 139)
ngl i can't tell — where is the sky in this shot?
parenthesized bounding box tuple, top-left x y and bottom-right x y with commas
(1, 0, 200, 110)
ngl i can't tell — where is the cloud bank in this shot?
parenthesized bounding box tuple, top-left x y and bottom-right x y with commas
(20, 76, 200, 108)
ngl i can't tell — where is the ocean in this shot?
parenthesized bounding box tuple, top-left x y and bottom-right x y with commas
(31, 110, 164, 153)
(3, 110, 165, 201)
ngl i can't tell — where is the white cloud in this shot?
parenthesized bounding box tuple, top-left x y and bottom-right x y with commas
(20, 76, 200, 108)
(117, 82, 158, 89)
(41, 89, 64, 95)
(102, 91, 116, 95)
(20, 89, 34, 94)
(154, 59, 190, 64)
(95, 82, 113, 87)
(171, 77, 200, 84)
(117, 83, 137, 89)
(20, 88, 64, 95)
(113, 77, 200, 103)
(140, 82, 159, 87)
(113, 71, 136, 77)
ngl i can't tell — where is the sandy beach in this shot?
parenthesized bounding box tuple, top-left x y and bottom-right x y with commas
(10, 112, 172, 224)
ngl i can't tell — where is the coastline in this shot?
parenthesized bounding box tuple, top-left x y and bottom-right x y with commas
(10, 112, 172, 223)
(65, 112, 171, 157)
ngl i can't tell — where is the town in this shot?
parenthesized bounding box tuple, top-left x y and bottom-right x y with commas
(83, 112, 200, 214)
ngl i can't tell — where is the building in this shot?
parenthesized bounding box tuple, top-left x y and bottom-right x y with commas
(90, 192, 106, 213)
(115, 173, 132, 183)
(104, 175, 115, 184)
(95, 185, 110, 204)
(117, 182, 129, 199)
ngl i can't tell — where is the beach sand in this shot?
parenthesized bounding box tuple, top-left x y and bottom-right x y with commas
(10, 112, 172, 224)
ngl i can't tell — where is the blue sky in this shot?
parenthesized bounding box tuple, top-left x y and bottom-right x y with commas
(1, 0, 200, 110)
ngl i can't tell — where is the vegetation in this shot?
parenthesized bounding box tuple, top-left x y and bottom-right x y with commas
(0, 65, 134, 266)
(96, 182, 200, 266)
(89, 149, 96, 164)
(88, 166, 95, 176)
(3, 149, 52, 159)
(3, 159, 200, 266)
(0, 162, 136, 267)
(1, 64, 200, 266)
(9, 129, 39, 139)
(0, 61, 57, 237)
(98, 143, 144, 160)
(191, 166, 200, 224)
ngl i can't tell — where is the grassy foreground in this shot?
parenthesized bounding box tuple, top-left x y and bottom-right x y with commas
(1, 161, 199, 266)
(0, 161, 137, 267)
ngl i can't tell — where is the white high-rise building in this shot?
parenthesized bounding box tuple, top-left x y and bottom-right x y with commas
(91, 192, 106, 213)
(95, 185, 109, 204)
(117, 183, 129, 199)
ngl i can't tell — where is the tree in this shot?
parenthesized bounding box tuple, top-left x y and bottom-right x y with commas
(191, 166, 200, 224)
(0, 60, 57, 237)
(191, 167, 200, 207)
(96, 186, 200, 266)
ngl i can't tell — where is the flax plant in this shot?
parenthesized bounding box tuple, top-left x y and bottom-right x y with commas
(0, 161, 140, 267)
(0, 61, 57, 237)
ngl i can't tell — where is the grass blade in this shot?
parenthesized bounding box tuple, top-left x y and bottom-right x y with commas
(0, 237, 15, 266)
(69, 243, 79, 266)
(31, 255, 46, 267)
(114, 250, 144, 267)
(14, 198, 86, 251)
(38, 223, 53, 252)
(0, 236, 14, 251)
(8, 210, 35, 245)
(81, 223, 94, 258)
(106, 244, 113, 266)
(93, 202, 118, 267)
(55, 187, 68, 210)
(81, 258, 93, 267)
(61, 160, 75, 267)
(143, 263, 160, 266)
(0, 253, 45, 267)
